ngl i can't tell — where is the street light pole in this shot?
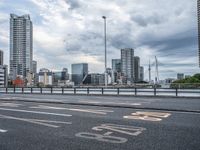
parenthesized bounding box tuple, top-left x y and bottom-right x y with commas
(102, 16, 107, 87)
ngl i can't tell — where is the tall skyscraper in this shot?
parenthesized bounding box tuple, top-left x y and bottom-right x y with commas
(133, 56, 140, 82)
(71, 63, 88, 85)
(198, 0, 200, 66)
(121, 48, 135, 83)
(10, 14, 33, 79)
(0, 50, 3, 65)
(32, 60, 37, 74)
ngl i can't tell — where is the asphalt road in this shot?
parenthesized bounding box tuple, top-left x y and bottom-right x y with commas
(0, 94, 200, 150)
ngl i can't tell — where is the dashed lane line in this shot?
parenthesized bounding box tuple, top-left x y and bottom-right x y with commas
(79, 100, 142, 106)
(0, 107, 72, 117)
(0, 129, 7, 133)
(0, 114, 72, 128)
(0, 102, 23, 107)
(30, 105, 114, 115)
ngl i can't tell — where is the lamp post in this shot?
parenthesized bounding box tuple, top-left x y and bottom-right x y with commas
(102, 16, 107, 87)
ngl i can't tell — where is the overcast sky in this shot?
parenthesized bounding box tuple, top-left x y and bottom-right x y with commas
(0, 0, 199, 80)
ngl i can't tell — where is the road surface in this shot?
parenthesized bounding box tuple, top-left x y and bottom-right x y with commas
(0, 94, 200, 150)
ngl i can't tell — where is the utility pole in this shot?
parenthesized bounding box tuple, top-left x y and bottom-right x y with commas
(102, 16, 107, 86)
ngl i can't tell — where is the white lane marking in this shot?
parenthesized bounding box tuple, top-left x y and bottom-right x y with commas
(103, 131, 113, 136)
(135, 111, 171, 118)
(0, 108, 72, 117)
(0, 97, 64, 102)
(75, 132, 128, 144)
(79, 100, 141, 106)
(0, 129, 7, 133)
(0, 114, 71, 128)
(123, 111, 171, 122)
(0, 102, 22, 107)
(75, 123, 146, 144)
(92, 124, 146, 136)
(30, 105, 113, 115)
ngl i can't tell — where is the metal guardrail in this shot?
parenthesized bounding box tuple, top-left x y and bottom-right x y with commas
(0, 87, 200, 97)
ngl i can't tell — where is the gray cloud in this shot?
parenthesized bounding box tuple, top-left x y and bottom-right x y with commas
(65, 0, 80, 10)
(131, 13, 166, 27)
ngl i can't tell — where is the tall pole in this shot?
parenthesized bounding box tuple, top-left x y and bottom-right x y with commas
(102, 16, 107, 86)
(198, 0, 200, 67)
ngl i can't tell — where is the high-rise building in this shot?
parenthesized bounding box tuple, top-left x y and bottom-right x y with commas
(140, 66, 144, 81)
(198, 0, 200, 66)
(10, 14, 33, 80)
(0, 50, 3, 65)
(133, 56, 140, 82)
(32, 60, 37, 74)
(71, 63, 88, 85)
(121, 48, 135, 83)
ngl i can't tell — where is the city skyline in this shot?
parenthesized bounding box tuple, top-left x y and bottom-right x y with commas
(0, 0, 199, 80)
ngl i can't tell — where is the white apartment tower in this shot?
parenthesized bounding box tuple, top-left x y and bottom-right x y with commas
(10, 14, 33, 79)
(121, 48, 135, 83)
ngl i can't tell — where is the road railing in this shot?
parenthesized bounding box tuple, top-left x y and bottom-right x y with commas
(0, 87, 200, 97)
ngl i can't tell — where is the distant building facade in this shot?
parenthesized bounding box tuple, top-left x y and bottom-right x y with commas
(133, 56, 140, 82)
(0, 65, 8, 87)
(185, 75, 191, 79)
(38, 68, 53, 86)
(32, 60, 37, 74)
(71, 63, 88, 86)
(140, 66, 144, 81)
(83, 73, 105, 86)
(112, 59, 121, 83)
(53, 68, 69, 86)
(31, 60, 37, 85)
(0, 50, 3, 65)
(165, 78, 176, 84)
(12, 76, 24, 87)
(121, 48, 135, 84)
(10, 14, 33, 80)
(177, 73, 184, 80)
(0, 50, 8, 87)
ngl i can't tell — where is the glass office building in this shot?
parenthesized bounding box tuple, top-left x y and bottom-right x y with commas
(71, 63, 88, 85)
